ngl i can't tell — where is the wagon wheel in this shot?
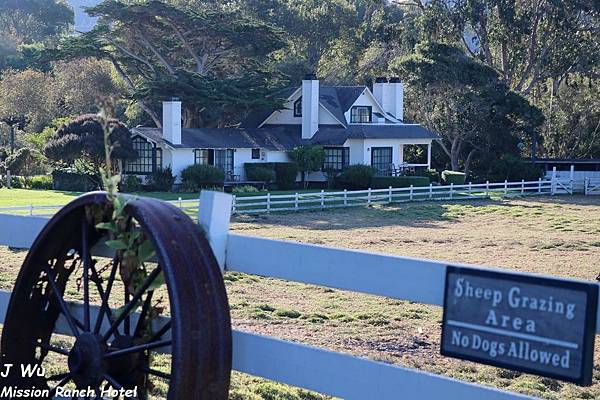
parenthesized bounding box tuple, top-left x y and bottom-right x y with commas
(0, 192, 232, 399)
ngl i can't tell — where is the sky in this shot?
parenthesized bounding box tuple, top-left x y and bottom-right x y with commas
(67, 0, 101, 32)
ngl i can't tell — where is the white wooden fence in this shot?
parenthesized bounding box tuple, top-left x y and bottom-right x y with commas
(232, 178, 558, 214)
(0, 190, 598, 399)
(584, 178, 600, 195)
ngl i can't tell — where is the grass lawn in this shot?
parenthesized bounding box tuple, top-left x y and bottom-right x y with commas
(1, 195, 599, 399)
(0, 188, 199, 208)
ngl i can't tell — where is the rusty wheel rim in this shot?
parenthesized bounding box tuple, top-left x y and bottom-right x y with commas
(0, 192, 232, 399)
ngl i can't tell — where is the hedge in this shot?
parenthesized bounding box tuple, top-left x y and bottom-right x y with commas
(442, 170, 466, 185)
(29, 175, 53, 190)
(371, 176, 430, 189)
(52, 170, 97, 192)
(335, 165, 375, 190)
(244, 162, 298, 190)
(181, 164, 224, 192)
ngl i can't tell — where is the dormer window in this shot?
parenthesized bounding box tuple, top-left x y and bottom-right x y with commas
(294, 98, 302, 117)
(351, 106, 372, 123)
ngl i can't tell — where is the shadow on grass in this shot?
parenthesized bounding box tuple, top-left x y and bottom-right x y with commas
(233, 198, 513, 231)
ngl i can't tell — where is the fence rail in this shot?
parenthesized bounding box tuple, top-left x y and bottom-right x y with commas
(232, 178, 556, 214)
(0, 190, 597, 399)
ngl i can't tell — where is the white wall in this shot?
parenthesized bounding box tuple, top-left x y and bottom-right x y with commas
(343, 138, 433, 166)
(170, 148, 195, 182)
(263, 103, 340, 125)
(344, 90, 387, 124)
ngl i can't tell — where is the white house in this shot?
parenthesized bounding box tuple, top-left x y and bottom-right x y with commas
(126, 75, 440, 182)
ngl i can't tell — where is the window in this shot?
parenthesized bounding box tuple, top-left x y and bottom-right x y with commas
(323, 147, 349, 171)
(371, 147, 392, 176)
(194, 148, 234, 176)
(194, 149, 211, 165)
(125, 136, 155, 174)
(214, 149, 234, 176)
(294, 98, 302, 117)
(350, 106, 372, 123)
(155, 148, 163, 171)
(252, 148, 261, 159)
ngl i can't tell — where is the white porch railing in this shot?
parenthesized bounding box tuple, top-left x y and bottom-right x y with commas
(0, 190, 598, 399)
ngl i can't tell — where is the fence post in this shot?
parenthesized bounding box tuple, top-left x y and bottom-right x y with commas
(429, 183, 433, 199)
(409, 185, 414, 201)
(198, 190, 233, 271)
(485, 181, 489, 197)
(388, 186, 392, 203)
(585, 178, 588, 196)
(295, 193, 299, 211)
(468, 182, 472, 196)
(570, 164, 575, 193)
(320, 189, 325, 209)
(450, 183, 454, 199)
(368, 188, 372, 205)
(344, 189, 348, 207)
(29, 204, 33, 216)
(232, 195, 236, 214)
(267, 193, 271, 213)
(6, 170, 11, 189)
(178, 197, 182, 209)
(538, 177, 542, 194)
(551, 166, 557, 195)
(504, 180, 508, 195)
(521, 179, 525, 195)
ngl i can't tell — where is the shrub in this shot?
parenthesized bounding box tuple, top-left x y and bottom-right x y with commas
(29, 175, 53, 190)
(181, 164, 224, 192)
(336, 165, 375, 190)
(488, 154, 543, 182)
(232, 185, 260, 194)
(442, 170, 466, 185)
(413, 168, 440, 183)
(122, 175, 143, 193)
(52, 170, 97, 192)
(371, 176, 430, 189)
(9, 176, 26, 189)
(244, 162, 298, 190)
(246, 166, 276, 183)
(146, 167, 176, 192)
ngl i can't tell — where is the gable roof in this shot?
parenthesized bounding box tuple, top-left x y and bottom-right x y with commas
(245, 84, 369, 128)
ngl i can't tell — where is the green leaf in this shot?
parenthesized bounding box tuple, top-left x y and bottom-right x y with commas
(95, 222, 116, 232)
(105, 240, 128, 250)
(148, 271, 166, 292)
(137, 239, 155, 263)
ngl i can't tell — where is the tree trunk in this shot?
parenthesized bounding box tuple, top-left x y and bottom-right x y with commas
(463, 149, 476, 179)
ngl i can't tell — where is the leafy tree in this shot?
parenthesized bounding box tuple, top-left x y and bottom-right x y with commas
(4, 147, 46, 177)
(50, 0, 287, 128)
(289, 145, 325, 188)
(0, 0, 73, 70)
(44, 114, 136, 181)
(391, 43, 543, 178)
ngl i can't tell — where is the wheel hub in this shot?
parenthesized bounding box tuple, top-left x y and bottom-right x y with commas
(68, 333, 105, 387)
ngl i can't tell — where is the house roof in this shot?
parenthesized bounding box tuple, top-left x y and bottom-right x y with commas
(243, 85, 368, 128)
(132, 123, 440, 151)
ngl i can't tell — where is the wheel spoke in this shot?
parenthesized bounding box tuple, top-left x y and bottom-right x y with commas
(94, 255, 119, 335)
(125, 290, 131, 335)
(49, 374, 72, 397)
(82, 219, 91, 331)
(102, 373, 123, 389)
(36, 341, 70, 356)
(134, 291, 154, 337)
(149, 320, 171, 342)
(47, 372, 70, 381)
(141, 366, 170, 380)
(44, 265, 80, 337)
(102, 267, 162, 341)
(105, 339, 171, 359)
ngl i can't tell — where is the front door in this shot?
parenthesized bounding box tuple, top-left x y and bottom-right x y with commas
(371, 147, 393, 176)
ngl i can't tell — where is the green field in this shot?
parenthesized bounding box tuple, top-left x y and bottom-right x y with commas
(0, 188, 200, 208)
